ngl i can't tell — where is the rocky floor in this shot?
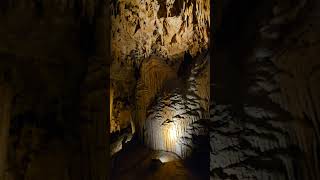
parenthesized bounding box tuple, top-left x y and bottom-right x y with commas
(111, 140, 207, 180)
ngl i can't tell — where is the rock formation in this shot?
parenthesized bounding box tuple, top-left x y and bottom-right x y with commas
(210, 0, 320, 179)
(110, 0, 210, 159)
(110, 0, 210, 132)
(144, 52, 209, 158)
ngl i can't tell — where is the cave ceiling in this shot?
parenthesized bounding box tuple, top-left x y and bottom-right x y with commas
(111, 0, 210, 63)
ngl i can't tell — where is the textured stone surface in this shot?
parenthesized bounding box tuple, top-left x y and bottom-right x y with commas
(144, 52, 209, 158)
(110, 0, 210, 135)
(210, 0, 320, 179)
(111, 0, 210, 61)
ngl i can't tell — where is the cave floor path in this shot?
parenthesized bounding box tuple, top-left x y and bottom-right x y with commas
(111, 142, 205, 180)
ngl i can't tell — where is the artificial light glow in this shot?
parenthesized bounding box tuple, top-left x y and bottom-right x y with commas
(168, 124, 177, 141)
(144, 93, 201, 158)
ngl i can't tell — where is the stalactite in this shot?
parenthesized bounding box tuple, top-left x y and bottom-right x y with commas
(111, 0, 210, 63)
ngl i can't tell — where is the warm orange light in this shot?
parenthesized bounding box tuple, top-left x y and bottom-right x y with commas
(168, 124, 177, 141)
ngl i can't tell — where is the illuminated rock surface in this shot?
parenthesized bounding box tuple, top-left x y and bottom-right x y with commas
(110, 0, 210, 134)
(144, 52, 209, 158)
(111, 0, 210, 61)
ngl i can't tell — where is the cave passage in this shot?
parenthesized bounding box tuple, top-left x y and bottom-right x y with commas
(110, 51, 210, 180)
(110, 0, 210, 179)
(0, 0, 319, 180)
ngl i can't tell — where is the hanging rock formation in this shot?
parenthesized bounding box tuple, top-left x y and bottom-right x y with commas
(111, 0, 210, 61)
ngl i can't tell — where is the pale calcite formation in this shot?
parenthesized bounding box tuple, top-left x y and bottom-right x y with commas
(144, 53, 209, 158)
(111, 0, 210, 62)
(135, 56, 178, 133)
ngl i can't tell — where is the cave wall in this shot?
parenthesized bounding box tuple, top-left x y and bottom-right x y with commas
(144, 52, 209, 158)
(110, 0, 210, 136)
(211, 0, 320, 179)
(0, 58, 85, 180)
(0, 1, 110, 180)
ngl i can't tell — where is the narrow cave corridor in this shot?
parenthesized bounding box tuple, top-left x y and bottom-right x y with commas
(110, 51, 210, 179)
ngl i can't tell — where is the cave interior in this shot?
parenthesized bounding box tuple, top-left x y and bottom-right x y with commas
(0, 0, 319, 180)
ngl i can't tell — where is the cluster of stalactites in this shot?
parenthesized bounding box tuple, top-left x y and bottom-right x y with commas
(111, 0, 210, 64)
